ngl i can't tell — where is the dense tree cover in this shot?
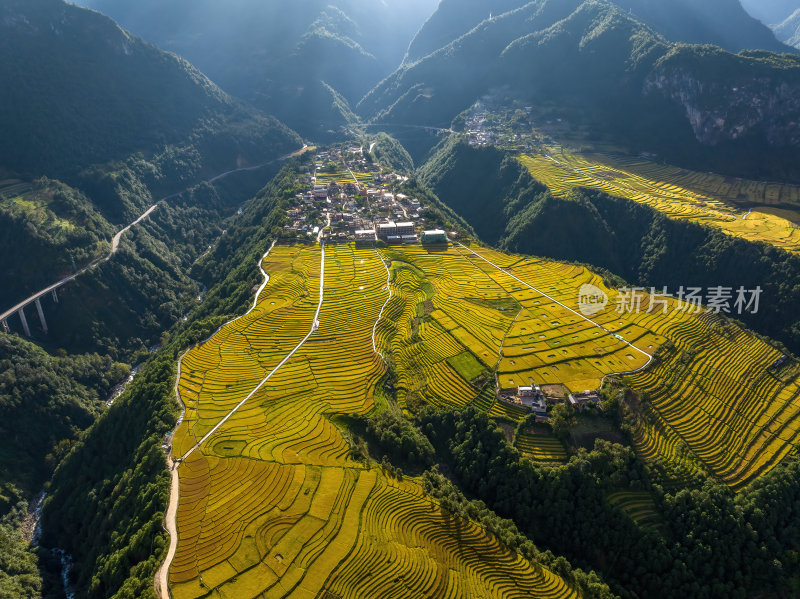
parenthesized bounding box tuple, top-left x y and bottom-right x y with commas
(406, 0, 788, 62)
(502, 188, 800, 353)
(417, 406, 800, 598)
(422, 469, 616, 599)
(9, 156, 289, 357)
(39, 165, 297, 598)
(418, 135, 548, 243)
(0, 484, 41, 598)
(0, 335, 128, 497)
(363, 0, 800, 181)
(0, 0, 301, 179)
(348, 411, 436, 471)
(395, 177, 475, 238)
(368, 132, 415, 172)
(0, 179, 114, 307)
(75, 0, 438, 140)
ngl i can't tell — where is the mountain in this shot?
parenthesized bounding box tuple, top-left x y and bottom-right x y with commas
(0, 0, 305, 332)
(740, 0, 799, 25)
(405, 0, 791, 62)
(0, 0, 301, 180)
(774, 9, 800, 48)
(419, 136, 800, 353)
(361, 0, 800, 179)
(73, 0, 439, 140)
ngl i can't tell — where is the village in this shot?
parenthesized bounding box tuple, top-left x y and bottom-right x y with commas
(284, 146, 449, 245)
(285, 145, 603, 423)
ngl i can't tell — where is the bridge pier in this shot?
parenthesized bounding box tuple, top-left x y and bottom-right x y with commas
(1, 319, 8, 333)
(18, 308, 30, 337)
(51, 289, 59, 303)
(35, 298, 48, 334)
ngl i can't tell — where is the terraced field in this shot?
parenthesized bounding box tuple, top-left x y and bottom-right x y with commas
(518, 153, 800, 255)
(167, 238, 800, 596)
(380, 244, 660, 402)
(625, 314, 800, 491)
(393, 243, 800, 489)
(606, 491, 662, 532)
(168, 242, 578, 598)
(515, 429, 568, 463)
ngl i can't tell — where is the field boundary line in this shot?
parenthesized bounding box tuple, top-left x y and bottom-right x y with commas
(454, 242, 654, 379)
(155, 240, 278, 599)
(180, 242, 326, 461)
(372, 249, 393, 363)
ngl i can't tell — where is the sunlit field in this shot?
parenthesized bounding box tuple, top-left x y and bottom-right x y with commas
(519, 153, 800, 255)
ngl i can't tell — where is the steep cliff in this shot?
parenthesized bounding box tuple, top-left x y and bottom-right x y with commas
(644, 48, 800, 146)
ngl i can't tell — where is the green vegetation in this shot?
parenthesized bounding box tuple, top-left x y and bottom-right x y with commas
(421, 138, 800, 354)
(0, 335, 129, 496)
(419, 406, 800, 598)
(0, 0, 301, 179)
(363, 0, 800, 181)
(349, 411, 436, 471)
(447, 351, 487, 382)
(0, 484, 42, 597)
(368, 132, 415, 172)
(606, 490, 663, 532)
(80, 0, 437, 140)
(0, 179, 113, 306)
(38, 165, 297, 598)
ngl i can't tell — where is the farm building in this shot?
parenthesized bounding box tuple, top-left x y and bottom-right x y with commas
(421, 229, 448, 244)
(569, 391, 601, 409)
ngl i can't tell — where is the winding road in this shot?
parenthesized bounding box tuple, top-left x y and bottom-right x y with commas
(1, 145, 308, 326)
(156, 240, 326, 599)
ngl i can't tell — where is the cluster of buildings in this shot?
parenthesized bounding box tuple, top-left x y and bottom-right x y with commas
(286, 147, 453, 246)
(500, 383, 601, 422)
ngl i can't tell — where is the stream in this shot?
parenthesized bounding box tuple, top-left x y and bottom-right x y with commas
(26, 492, 75, 599)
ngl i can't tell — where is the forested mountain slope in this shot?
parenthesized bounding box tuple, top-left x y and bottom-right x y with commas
(406, 0, 790, 63)
(363, 0, 800, 181)
(74, 0, 438, 140)
(0, 0, 300, 179)
(420, 136, 800, 353)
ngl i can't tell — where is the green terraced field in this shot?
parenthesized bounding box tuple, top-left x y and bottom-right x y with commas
(606, 491, 663, 532)
(515, 429, 568, 463)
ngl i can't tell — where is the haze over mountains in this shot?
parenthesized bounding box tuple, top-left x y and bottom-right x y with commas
(362, 0, 800, 178)
(74, 0, 439, 139)
(407, 0, 791, 62)
(740, 0, 800, 25)
(774, 8, 800, 48)
(0, 0, 300, 179)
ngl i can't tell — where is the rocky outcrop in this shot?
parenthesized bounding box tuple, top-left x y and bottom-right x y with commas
(644, 62, 800, 146)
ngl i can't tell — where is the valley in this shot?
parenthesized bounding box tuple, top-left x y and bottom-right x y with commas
(4, 1, 800, 598)
(153, 148, 800, 597)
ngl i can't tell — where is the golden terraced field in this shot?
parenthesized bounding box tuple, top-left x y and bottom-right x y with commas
(167, 240, 800, 597)
(518, 153, 800, 255)
(169, 243, 578, 598)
